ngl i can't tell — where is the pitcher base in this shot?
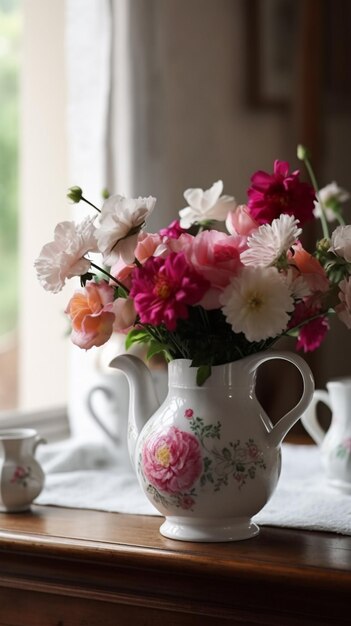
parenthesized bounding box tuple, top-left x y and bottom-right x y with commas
(159, 516, 260, 542)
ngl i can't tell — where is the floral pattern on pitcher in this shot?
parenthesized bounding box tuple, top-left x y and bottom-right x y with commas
(336, 437, 351, 459)
(140, 410, 266, 511)
(10, 465, 32, 488)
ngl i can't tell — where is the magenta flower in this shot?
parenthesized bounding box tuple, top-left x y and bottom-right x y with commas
(247, 160, 315, 226)
(296, 317, 329, 352)
(159, 219, 185, 239)
(130, 252, 210, 330)
(142, 426, 203, 494)
(289, 301, 329, 352)
(184, 408, 194, 418)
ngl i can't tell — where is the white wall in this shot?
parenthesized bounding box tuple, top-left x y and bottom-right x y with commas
(113, 0, 289, 230)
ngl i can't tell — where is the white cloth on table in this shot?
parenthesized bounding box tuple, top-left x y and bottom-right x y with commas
(35, 441, 351, 534)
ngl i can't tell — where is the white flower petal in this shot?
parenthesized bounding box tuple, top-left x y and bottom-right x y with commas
(283, 269, 311, 299)
(320, 181, 350, 204)
(201, 180, 224, 209)
(241, 214, 301, 267)
(34, 216, 97, 292)
(96, 194, 156, 264)
(220, 266, 294, 342)
(180, 180, 235, 227)
(330, 225, 351, 262)
(313, 201, 337, 223)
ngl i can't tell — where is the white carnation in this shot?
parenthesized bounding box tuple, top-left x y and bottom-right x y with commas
(96, 194, 156, 265)
(34, 216, 97, 293)
(241, 214, 301, 267)
(220, 266, 294, 342)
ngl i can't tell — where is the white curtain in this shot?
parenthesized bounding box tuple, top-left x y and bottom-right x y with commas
(65, 0, 115, 437)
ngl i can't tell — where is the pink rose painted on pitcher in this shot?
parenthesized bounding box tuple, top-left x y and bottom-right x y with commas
(142, 426, 203, 494)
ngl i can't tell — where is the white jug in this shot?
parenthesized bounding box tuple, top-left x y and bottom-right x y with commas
(0, 428, 46, 512)
(301, 378, 351, 492)
(110, 351, 314, 542)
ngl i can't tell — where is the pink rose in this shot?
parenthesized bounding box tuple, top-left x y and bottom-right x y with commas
(112, 297, 136, 332)
(142, 426, 203, 494)
(110, 257, 134, 285)
(226, 204, 258, 236)
(135, 232, 162, 263)
(110, 232, 162, 285)
(183, 230, 245, 308)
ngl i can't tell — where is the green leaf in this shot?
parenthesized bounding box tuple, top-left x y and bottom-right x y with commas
(222, 448, 231, 461)
(146, 341, 170, 361)
(196, 364, 212, 386)
(114, 285, 129, 299)
(125, 328, 150, 351)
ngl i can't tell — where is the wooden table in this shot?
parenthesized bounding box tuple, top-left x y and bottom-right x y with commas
(0, 505, 350, 625)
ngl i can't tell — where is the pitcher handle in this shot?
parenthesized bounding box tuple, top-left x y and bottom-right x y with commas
(87, 386, 120, 444)
(300, 390, 330, 445)
(247, 350, 315, 447)
(32, 435, 47, 455)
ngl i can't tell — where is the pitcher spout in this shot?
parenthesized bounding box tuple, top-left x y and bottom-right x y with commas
(109, 354, 161, 465)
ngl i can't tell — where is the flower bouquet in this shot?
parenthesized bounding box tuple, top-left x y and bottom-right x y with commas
(35, 146, 351, 384)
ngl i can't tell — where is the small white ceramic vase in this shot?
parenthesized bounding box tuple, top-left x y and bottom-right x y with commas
(301, 378, 351, 492)
(0, 428, 46, 512)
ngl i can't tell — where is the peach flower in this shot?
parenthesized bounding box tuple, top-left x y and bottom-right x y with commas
(291, 243, 329, 293)
(65, 281, 115, 349)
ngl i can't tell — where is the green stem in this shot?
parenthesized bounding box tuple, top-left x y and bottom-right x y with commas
(303, 157, 330, 240)
(81, 196, 101, 213)
(168, 332, 188, 358)
(284, 309, 334, 337)
(89, 260, 129, 292)
(336, 213, 346, 226)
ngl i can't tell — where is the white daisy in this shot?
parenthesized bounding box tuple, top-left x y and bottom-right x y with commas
(96, 194, 156, 265)
(220, 266, 294, 342)
(179, 180, 236, 228)
(34, 216, 97, 293)
(241, 214, 301, 267)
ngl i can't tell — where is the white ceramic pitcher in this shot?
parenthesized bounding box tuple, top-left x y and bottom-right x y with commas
(301, 378, 351, 492)
(110, 351, 314, 542)
(0, 428, 46, 512)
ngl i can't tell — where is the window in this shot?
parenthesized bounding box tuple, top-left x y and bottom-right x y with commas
(0, 0, 70, 429)
(0, 0, 21, 410)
